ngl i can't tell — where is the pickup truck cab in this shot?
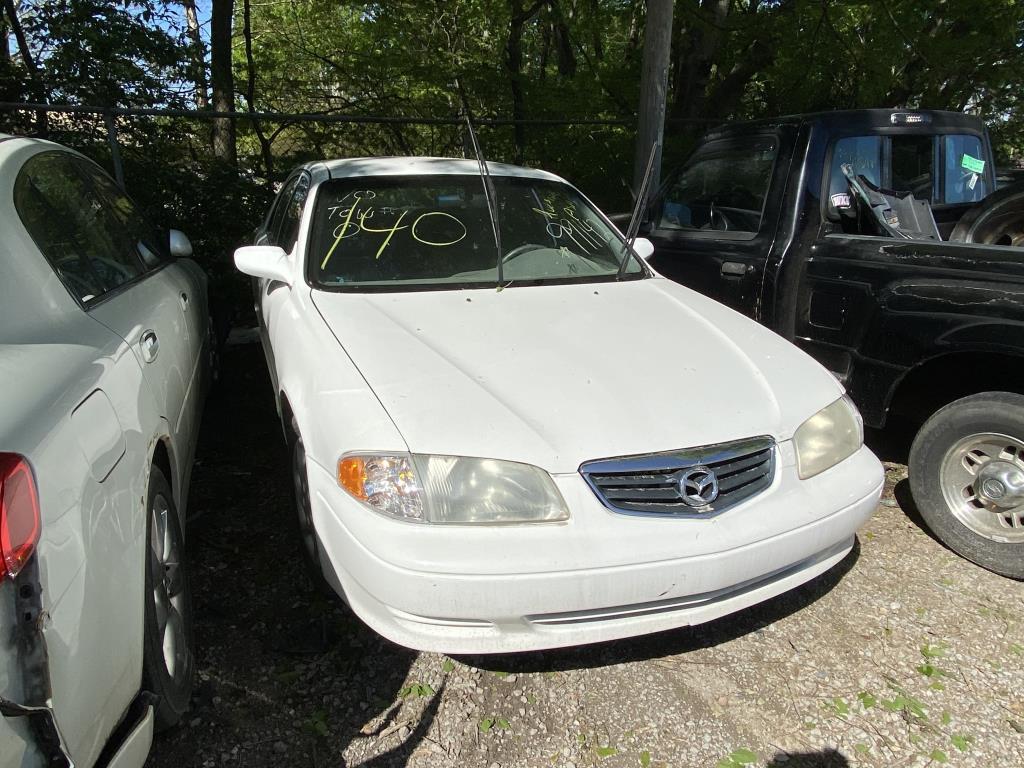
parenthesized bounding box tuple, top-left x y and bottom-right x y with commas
(643, 108, 1024, 579)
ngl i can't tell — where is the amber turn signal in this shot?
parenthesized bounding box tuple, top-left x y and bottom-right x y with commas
(337, 457, 368, 500)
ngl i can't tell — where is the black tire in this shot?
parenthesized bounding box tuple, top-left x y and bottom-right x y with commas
(142, 465, 196, 730)
(289, 428, 333, 594)
(909, 392, 1024, 579)
(948, 183, 1024, 247)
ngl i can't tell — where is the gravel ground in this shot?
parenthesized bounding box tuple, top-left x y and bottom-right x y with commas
(146, 342, 1023, 768)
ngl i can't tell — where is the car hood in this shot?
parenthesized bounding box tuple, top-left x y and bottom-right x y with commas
(311, 279, 843, 473)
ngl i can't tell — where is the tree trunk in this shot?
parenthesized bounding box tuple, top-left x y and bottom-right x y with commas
(548, 0, 576, 77)
(670, 0, 729, 123)
(2, 0, 46, 133)
(633, 0, 673, 193)
(506, 0, 546, 165)
(242, 0, 274, 180)
(1, 9, 9, 67)
(182, 0, 208, 108)
(210, 0, 237, 165)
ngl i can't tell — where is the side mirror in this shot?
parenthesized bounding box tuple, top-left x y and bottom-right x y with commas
(631, 237, 655, 261)
(234, 245, 292, 286)
(169, 229, 193, 258)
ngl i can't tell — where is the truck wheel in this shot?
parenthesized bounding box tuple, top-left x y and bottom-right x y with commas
(909, 392, 1024, 579)
(143, 465, 196, 729)
(290, 430, 332, 593)
(948, 184, 1024, 247)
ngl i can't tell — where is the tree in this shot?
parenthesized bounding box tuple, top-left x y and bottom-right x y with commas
(210, 0, 236, 165)
(20, 0, 189, 108)
(634, 0, 672, 192)
(181, 0, 207, 108)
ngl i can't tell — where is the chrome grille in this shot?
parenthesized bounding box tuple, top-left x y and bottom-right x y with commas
(580, 436, 775, 516)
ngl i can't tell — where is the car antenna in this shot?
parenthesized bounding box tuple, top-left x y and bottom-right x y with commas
(457, 85, 504, 289)
(617, 141, 660, 279)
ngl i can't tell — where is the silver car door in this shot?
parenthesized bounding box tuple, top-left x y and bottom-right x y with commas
(57, 156, 195, 470)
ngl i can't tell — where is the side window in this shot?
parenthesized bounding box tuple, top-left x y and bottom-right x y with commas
(74, 159, 169, 269)
(265, 176, 298, 246)
(277, 173, 311, 253)
(656, 138, 776, 236)
(14, 151, 145, 303)
(943, 135, 989, 204)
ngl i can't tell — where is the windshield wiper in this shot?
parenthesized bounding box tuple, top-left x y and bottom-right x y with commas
(461, 108, 504, 288)
(617, 141, 660, 279)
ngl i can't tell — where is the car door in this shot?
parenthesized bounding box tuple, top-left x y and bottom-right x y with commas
(22, 150, 197, 463)
(643, 127, 795, 317)
(78, 161, 209, 473)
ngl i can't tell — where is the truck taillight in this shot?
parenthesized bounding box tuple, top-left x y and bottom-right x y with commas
(0, 453, 41, 581)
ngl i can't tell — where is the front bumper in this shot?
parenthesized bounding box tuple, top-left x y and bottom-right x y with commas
(307, 444, 883, 653)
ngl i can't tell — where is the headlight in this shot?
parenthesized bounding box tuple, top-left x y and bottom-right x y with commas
(336, 453, 569, 524)
(793, 396, 864, 479)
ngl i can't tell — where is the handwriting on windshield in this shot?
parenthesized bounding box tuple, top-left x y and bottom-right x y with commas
(531, 193, 610, 255)
(321, 190, 468, 268)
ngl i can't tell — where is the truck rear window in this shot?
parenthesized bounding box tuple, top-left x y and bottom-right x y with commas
(828, 134, 989, 207)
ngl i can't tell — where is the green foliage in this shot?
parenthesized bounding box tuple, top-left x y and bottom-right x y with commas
(478, 715, 510, 732)
(399, 682, 435, 698)
(3, 0, 1024, 321)
(717, 748, 758, 767)
(302, 708, 329, 738)
(22, 0, 192, 108)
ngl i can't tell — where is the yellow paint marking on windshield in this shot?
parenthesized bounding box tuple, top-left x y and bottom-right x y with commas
(411, 211, 467, 246)
(359, 209, 409, 259)
(321, 193, 363, 269)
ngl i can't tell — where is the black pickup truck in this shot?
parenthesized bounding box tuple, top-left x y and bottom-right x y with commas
(639, 108, 1024, 579)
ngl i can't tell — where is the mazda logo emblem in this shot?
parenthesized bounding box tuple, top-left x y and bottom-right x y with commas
(679, 466, 719, 507)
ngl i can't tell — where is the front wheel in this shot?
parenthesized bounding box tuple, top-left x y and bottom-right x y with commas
(291, 433, 331, 593)
(142, 465, 196, 729)
(909, 392, 1024, 579)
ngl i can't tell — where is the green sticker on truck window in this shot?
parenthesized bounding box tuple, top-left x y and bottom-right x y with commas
(961, 154, 985, 174)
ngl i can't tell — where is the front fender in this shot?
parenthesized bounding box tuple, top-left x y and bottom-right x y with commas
(271, 287, 408, 477)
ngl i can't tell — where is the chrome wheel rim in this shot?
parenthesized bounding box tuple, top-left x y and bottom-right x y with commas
(149, 494, 190, 680)
(292, 442, 319, 566)
(940, 432, 1024, 544)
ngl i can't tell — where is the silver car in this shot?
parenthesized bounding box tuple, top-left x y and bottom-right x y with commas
(0, 135, 209, 768)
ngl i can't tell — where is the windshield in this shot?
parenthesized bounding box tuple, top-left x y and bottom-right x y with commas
(308, 175, 644, 290)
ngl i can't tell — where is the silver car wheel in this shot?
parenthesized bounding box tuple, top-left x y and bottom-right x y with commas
(940, 432, 1024, 544)
(149, 494, 190, 681)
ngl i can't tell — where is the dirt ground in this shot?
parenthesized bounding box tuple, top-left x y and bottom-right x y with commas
(146, 341, 1023, 768)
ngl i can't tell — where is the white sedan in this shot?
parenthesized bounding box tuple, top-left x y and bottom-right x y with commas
(235, 157, 883, 654)
(1, 136, 208, 767)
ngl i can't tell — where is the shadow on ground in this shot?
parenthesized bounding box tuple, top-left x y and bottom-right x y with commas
(767, 749, 850, 767)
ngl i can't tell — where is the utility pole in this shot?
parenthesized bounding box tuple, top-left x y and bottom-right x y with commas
(633, 0, 673, 195)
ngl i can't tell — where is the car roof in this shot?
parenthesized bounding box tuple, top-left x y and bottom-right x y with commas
(319, 156, 566, 184)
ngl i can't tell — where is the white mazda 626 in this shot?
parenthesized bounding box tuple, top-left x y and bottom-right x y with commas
(234, 157, 883, 654)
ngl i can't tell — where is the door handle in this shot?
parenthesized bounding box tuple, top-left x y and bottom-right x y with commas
(180, 292, 189, 309)
(721, 261, 751, 278)
(140, 330, 159, 363)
